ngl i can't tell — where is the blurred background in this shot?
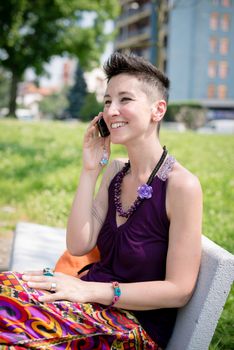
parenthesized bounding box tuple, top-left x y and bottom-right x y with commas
(0, 0, 234, 131)
(0, 1, 233, 349)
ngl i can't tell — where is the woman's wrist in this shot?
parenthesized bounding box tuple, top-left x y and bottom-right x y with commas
(110, 282, 121, 306)
(88, 281, 115, 306)
(80, 167, 101, 181)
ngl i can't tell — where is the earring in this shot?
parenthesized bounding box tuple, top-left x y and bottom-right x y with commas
(99, 147, 109, 166)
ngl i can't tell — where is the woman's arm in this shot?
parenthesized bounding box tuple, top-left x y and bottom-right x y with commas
(66, 168, 102, 256)
(66, 159, 119, 256)
(66, 115, 111, 256)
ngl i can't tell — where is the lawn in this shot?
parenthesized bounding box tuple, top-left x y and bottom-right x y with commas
(0, 119, 233, 349)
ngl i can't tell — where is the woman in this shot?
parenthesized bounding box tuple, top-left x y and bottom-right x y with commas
(0, 53, 202, 349)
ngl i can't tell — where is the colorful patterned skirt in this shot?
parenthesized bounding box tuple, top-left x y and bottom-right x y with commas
(0, 271, 158, 349)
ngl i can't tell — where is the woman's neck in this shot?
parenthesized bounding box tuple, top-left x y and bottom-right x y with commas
(126, 138, 164, 182)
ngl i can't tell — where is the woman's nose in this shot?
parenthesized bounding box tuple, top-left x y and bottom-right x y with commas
(106, 103, 120, 117)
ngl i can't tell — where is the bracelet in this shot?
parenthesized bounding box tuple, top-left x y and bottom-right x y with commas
(110, 281, 121, 306)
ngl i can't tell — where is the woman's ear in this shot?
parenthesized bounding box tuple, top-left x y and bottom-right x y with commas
(151, 100, 167, 122)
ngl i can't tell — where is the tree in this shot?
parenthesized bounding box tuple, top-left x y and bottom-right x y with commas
(38, 88, 69, 119)
(0, 68, 10, 109)
(80, 92, 103, 121)
(66, 65, 87, 119)
(0, 0, 119, 117)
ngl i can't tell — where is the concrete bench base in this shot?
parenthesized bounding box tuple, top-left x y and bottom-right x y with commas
(9, 222, 234, 350)
(166, 235, 234, 350)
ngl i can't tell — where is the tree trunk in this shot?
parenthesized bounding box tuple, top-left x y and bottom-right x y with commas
(7, 71, 19, 118)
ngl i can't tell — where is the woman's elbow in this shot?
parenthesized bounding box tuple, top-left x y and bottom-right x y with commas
(66, 244, 88, 257)
(66, 238, 84, 256)
(66, 239, 95, 257)
(176, 285, 195, 307)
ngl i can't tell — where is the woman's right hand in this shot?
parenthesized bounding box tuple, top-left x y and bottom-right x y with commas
(82, 113, 110, 171)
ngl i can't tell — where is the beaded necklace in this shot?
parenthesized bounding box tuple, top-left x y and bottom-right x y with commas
(114, 146, 168, 218)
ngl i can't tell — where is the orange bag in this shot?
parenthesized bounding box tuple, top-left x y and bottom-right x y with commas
(54, 247, 100, 277)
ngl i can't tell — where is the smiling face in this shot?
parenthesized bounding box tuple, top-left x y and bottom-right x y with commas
(103, 73, 164, 146)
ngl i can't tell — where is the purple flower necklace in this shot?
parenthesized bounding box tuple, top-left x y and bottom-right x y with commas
(114, 146, 168, 218)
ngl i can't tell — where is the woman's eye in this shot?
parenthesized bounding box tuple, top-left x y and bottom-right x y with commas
(121, 97, 131, 102)
(104, 100, 111, 105)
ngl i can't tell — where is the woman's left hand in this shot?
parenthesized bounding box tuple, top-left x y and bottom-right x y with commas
(22, 270, 91, 303)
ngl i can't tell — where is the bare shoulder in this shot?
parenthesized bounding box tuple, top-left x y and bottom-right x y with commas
(111, 158, 128, 173)
(115, 157, 129, 168)
(104, 158, 126, 174)
(167, 161, 203, 201)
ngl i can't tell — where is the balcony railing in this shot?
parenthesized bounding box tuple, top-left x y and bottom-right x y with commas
(115, 31, 150, 50)
(117, 3, 151, 25)
(117, 26, 150, 43)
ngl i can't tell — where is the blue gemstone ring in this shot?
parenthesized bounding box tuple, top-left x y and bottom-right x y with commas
(43, 267, 54, 277)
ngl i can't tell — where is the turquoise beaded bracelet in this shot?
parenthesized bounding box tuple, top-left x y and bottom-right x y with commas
(110, 281, 121, 306)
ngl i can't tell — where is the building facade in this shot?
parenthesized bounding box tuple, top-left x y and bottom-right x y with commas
(168, 0, 234, 119)
(115, 0, 158, 63)
(115, 0, 234, 119)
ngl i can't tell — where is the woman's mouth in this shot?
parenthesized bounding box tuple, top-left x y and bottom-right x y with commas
(111, 122, 128, 129)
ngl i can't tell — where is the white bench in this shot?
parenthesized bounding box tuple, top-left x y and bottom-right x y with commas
(166, 235, 234, 350)
(10, 222, 234, 350)
(10, 222, 66, 271)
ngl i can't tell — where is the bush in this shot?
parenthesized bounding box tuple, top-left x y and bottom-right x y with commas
(165, 101, 206, 129)
(80, 93, 103, 121)
(165, 103, 181, 122)
(176, 106, 206, 130)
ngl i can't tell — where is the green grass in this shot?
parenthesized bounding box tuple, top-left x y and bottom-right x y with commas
(0, 119, 233, 348)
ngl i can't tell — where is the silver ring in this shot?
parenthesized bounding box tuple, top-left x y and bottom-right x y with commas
(50, 282, 57, 292)
(43, 267, 54, 277)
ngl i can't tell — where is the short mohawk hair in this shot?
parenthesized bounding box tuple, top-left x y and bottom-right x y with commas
(103, 52, 170, 101)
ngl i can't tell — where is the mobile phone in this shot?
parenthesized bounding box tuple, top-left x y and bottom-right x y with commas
(97, 117, 110, 137)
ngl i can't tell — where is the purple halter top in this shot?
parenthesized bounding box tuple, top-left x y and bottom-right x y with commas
(82, 155, 177, 348)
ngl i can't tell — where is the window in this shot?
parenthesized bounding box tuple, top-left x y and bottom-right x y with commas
(219, 38, 229, 55)
(209, 37, 218, 53)
(208, 61, 217, 78)
(222, 0, 230, 7)
(221, 13, 230, 31)
(217, 85, 227, 99)
(213, 0, 231, 6)
(207, 84, 216, 98)
(210, 12, 219, 30)
(219, 61, 228, 78)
